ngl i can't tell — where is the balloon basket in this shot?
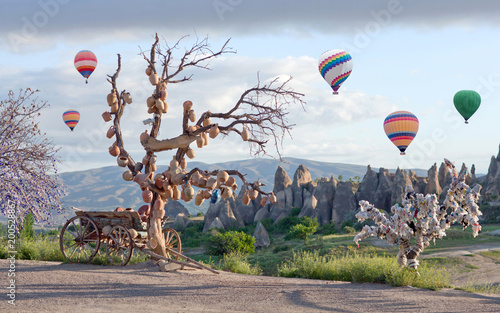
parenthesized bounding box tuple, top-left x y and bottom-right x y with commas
(332, 91, 339, 95)
(400, 152, 406, 155)
(465, 121, 469, 124)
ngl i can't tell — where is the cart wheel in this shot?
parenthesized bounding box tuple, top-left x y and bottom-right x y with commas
(60, 216, 100, 263)
(106, 225, 133, 266)
(163, 228, 182, 260)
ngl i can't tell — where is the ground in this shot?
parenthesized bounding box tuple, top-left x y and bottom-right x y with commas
(1, 243, 499, 313)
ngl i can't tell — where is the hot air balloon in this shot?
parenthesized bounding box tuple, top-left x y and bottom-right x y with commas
(453, 90, 481, 124)
(62, 110, 80, 131)
(74, 50, 97, 84)
(318, 49, 353, 94)
(383, 111, 419, 155)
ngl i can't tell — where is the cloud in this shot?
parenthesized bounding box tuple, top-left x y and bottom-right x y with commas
(1, 0, 500, 52)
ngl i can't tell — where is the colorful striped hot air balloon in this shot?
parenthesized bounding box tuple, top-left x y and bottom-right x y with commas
(318, 49, 353, 95)
(383, 111, 419, 155)
(62, 110, 80, 132)
(74, 50, 97, 84)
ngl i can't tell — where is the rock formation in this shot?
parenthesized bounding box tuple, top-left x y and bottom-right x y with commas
(253, 221, 270, 247)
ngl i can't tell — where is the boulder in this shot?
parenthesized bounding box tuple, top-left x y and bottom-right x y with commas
(164, 200, 189, 218)
(173, 213, 191, 230)
(208, 217, 224, 231)
(253, 221, 270, 248)
(274, 212, 288, 224)
(254, 207, 270, 223)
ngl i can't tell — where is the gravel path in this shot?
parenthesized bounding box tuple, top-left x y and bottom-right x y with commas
(1, 259, 499, 313)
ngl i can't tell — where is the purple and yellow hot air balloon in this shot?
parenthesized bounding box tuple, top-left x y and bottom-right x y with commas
(383, 111, 419, 155)
(62, 110, 80, 132)
(74, 50, 97, 84)
(318, 49, 353, 95)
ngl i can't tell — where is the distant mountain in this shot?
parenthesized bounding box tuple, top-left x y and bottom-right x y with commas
(58, 157, 427, 217)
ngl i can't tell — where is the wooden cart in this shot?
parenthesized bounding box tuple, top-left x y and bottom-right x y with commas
(59, 207, 216, 273)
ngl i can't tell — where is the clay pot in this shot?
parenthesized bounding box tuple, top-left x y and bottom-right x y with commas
(170, 166, 181, 176)
(231, 183, 238, 191)
(180, 158, 187, 170)
(106, 126, 115, 139)
(217, 171, 229, 183)
(188, 110, 196, 122)
(142, 154, 150, 165)
(162, 101, 168, 114)
(221, 187, 233, 199)
(102, 111, 112, 122)
(171, 173, 184, 185)
(155, 99, 165, 111)
(209, 124, 219, 139)
(241, 127, 250, 141)
(138, 204, 150, 216)
(123, 92, 132, 104)
(170, 158, 179, 168)
(149, 73, 159, 85)
(102, 225, 113, 237)
(142, 189, 153, 203)
(270, 192, 277, 204)
(203, 132, 209, 146)
(203, 117, 211, 127)
(260, 196, 268, 207)
(110, 103, 119, 113)
(128, 229, 138, 239)
(206, 178, 217, 190)
(122, 170, 133, 181)
(160, 90, 167, 101)
(203, 189, 212, 199)
(249, 189, 259, 200)
(117, 156, 128, 167)
(172, 186, 181, 201)
(225, 176, 236, 187)
(242, 192, 251, 205)
(155, 178, 164, 189)
(109, 144, 120, 157)
(145, 66, 152, 76)
(196, 136, 204, 148)
(154, 197, 165, 211)
(115, 207, 125, 212)
(160, 82, 167, 90)
(183, 100, 193, 112)
(146, 96, 155, 108)
(198, 177, 207, 188)
(186, 148, 195, 159)
(163, 185, 173, 199)
(107, 92, 117, 106)
(195, 192, 204, 206)
(190, 172, 201, 185)
(184, 182, 195, 200)
(140, 130, 149, 142)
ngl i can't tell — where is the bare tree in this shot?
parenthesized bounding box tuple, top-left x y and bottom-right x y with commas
(0, 89, 66, 226)
(353, 159, 482, 273)
(104, 34, 305, 258)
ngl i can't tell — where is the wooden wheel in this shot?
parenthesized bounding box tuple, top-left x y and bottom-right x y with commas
(106, 225, 133, 266)
(163, 228, 182, 260)
(60, 216, 100, 263)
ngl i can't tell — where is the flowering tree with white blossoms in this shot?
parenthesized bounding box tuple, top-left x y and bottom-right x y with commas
(354, 159, 482, 271)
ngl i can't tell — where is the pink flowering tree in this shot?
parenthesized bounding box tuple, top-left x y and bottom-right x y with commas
(0, 89, 66, 227)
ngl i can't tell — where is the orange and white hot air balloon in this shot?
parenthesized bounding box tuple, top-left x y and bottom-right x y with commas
(383, 111, 419, 155)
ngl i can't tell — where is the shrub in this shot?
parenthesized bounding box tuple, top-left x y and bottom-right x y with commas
(285, 217, 319, 242)
(317, 223, 337, 235)
(205, 230, 255, 256)
(196, 212, 204, 217)
(218, 251, 262, 275)
(20, 213, 35, 242)
(342, 226, 357, 234)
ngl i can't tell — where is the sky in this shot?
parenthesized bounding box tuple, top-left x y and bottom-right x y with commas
(1, 0, 499, 176)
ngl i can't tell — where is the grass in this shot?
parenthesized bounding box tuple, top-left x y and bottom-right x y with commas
(277, 250, 451, 290)
(479, 250, 500, 263)
(457, 283, 500, 294)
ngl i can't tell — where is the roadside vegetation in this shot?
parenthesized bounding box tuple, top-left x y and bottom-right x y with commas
(1, 211, 499, 293)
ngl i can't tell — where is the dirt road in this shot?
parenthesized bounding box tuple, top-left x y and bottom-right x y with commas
(1, 259, 499, 313)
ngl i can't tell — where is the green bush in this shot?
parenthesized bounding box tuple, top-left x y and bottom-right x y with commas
(285, 217, 319, 242)
(205, 230, 255, 255)
(317, 223, 337, 235)
(196, 212, 204, 217)
(290, 207, 301, 217)
(342, 226, 357, 234)
(179, 222, 205, 248)
(217, 251, 262, 275)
